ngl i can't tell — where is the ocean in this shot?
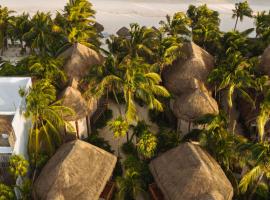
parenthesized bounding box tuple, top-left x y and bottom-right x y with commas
(1, 0, 270, 34)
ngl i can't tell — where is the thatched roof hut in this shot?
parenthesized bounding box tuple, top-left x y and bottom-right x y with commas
(260, 45, 270, 76)
(94, 22, 104, 33)
(172, 86, 218, 121)
(162, 42, 214, 95)
(33, 140, 117, 200)
(149, 142, 233, 200)
(59, 81, 97, 121)
(116, 26, 130, 37)
(59, 43, 104, 81)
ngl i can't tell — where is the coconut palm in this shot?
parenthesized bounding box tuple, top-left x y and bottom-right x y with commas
(22, 80, 73, 161)
(116, 169, 145, 200)
(26, 55, 66, 84)
(61, 0, 99, 49)
(9, 13, 31, 53)
(23, 12, 54, 55)
(94, 57, 170, 122)
(0, 5, 14, 55)
(232, 1, 253, 31)
(239, 142, 270, 200)
(159, 12, 191, 38)
(208, 51, 255, 118)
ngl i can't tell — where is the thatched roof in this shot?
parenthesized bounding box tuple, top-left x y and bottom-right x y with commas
(172, 85, 219, 121)
(260, 45, 270, 76)
(59, 43, 104, 81)
(149, 142, 233, 200)
(116, 26, 130, 37)
(0, 116, 13, 133)
(162, 42, 214, 96)
(94, 22, 104, 33)
(33, 140, 117, 200)
(59, 82, 97, 121)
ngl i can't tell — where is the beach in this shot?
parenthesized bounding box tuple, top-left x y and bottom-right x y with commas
(1, 0, 270, 35)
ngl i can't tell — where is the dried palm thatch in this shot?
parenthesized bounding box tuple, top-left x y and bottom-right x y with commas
(59, 83, 97, 121)
(260, 45, 270, 76)
(59, 43, 104, 81)
(0, 116, 13, 133)
(33, 140, 117, 200)
(116, 26, 130, 37)
(172, 85, 219, 121)
(162, 42, 214, 95)
(149, 142, 233, 200)
(94, 22, 104, 33)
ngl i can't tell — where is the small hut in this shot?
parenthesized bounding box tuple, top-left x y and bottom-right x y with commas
(149, 142, 233, 200)
(33, 140, 117, 200)
(94, 22, 104, 33)
(116, 26, 130, 38)
(172, 85, 219, 133)
(162, 42, 214, 96)
(59, 81, 97, 139)
(260, 45, 270, 76)
(59, 43, 104, 81)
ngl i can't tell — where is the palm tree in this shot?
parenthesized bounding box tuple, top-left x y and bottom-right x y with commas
(116, 169, 145, 200)
(232, 1, 253, 31)
(137, 131, 157, 159)
(9, 13, 31, 53)
(94, 57, 170, 122)
(22, 80, 73, 162)
(159, 12, 191, 38)
(208, 51, 255, 120)
(61, 0, 99, 49)
(23, 12, 54, 55)
(26, 55, 66, 84)
(0, 5, 14, 55)
(239, 142, 270, 200)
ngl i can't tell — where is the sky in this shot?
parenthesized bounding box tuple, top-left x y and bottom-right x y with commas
(1, 0, 270, 34)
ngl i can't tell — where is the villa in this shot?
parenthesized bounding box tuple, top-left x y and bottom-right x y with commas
(0, 77, 31, 181)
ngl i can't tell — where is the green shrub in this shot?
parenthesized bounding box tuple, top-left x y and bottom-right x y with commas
(88, 133, 113, 153)
(157, 128, 181, 153)
(121, 142, 137, 155)
(0, 183, 15, 200)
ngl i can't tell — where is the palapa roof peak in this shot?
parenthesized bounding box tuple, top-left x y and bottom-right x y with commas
(33, 140, 117, 200)
(59, 85, 96, 121)
(260, 45, 270, 76)
(149, 142, 233, 200)
(172, 84, 219, 121)
(59, 43, 104, 81)
(162, 42, 214, 96)
(116, 26, 130, 37)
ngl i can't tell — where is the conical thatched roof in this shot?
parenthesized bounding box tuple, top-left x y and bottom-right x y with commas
(0, 116, 13, 133)
(260, 45, 270, 76)
(59, 82, 97, 121)
(162, 42, 214, 95)
(116, 26, 130, 37)
(59, 43, 104, 81)
(172, 85, 219, 121)
(149, 142, 233, 200)
(33, 140, 117, 200)
(94, 22, 104, 33)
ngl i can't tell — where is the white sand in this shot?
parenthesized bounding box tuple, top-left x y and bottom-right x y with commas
(1, 0, 270, 35)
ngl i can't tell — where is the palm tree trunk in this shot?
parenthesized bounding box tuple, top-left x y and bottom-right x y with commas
(234, 16, 239, 31)
(188, 121, 191, 132)
(248, 174, 264, 200)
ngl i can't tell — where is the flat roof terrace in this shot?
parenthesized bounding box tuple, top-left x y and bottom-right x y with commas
(0, 77, 31, 115)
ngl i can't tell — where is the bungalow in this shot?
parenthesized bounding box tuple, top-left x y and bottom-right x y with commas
(0, 77, 31, 182)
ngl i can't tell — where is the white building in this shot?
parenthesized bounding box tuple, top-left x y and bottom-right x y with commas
(0, 77, 31, 159)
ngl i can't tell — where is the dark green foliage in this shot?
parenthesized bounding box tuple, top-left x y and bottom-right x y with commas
(156, 128, 181, 153)
(88, 133, 113, 153)
(92, 109, 113, 130)
(121, 141, 137, 155)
